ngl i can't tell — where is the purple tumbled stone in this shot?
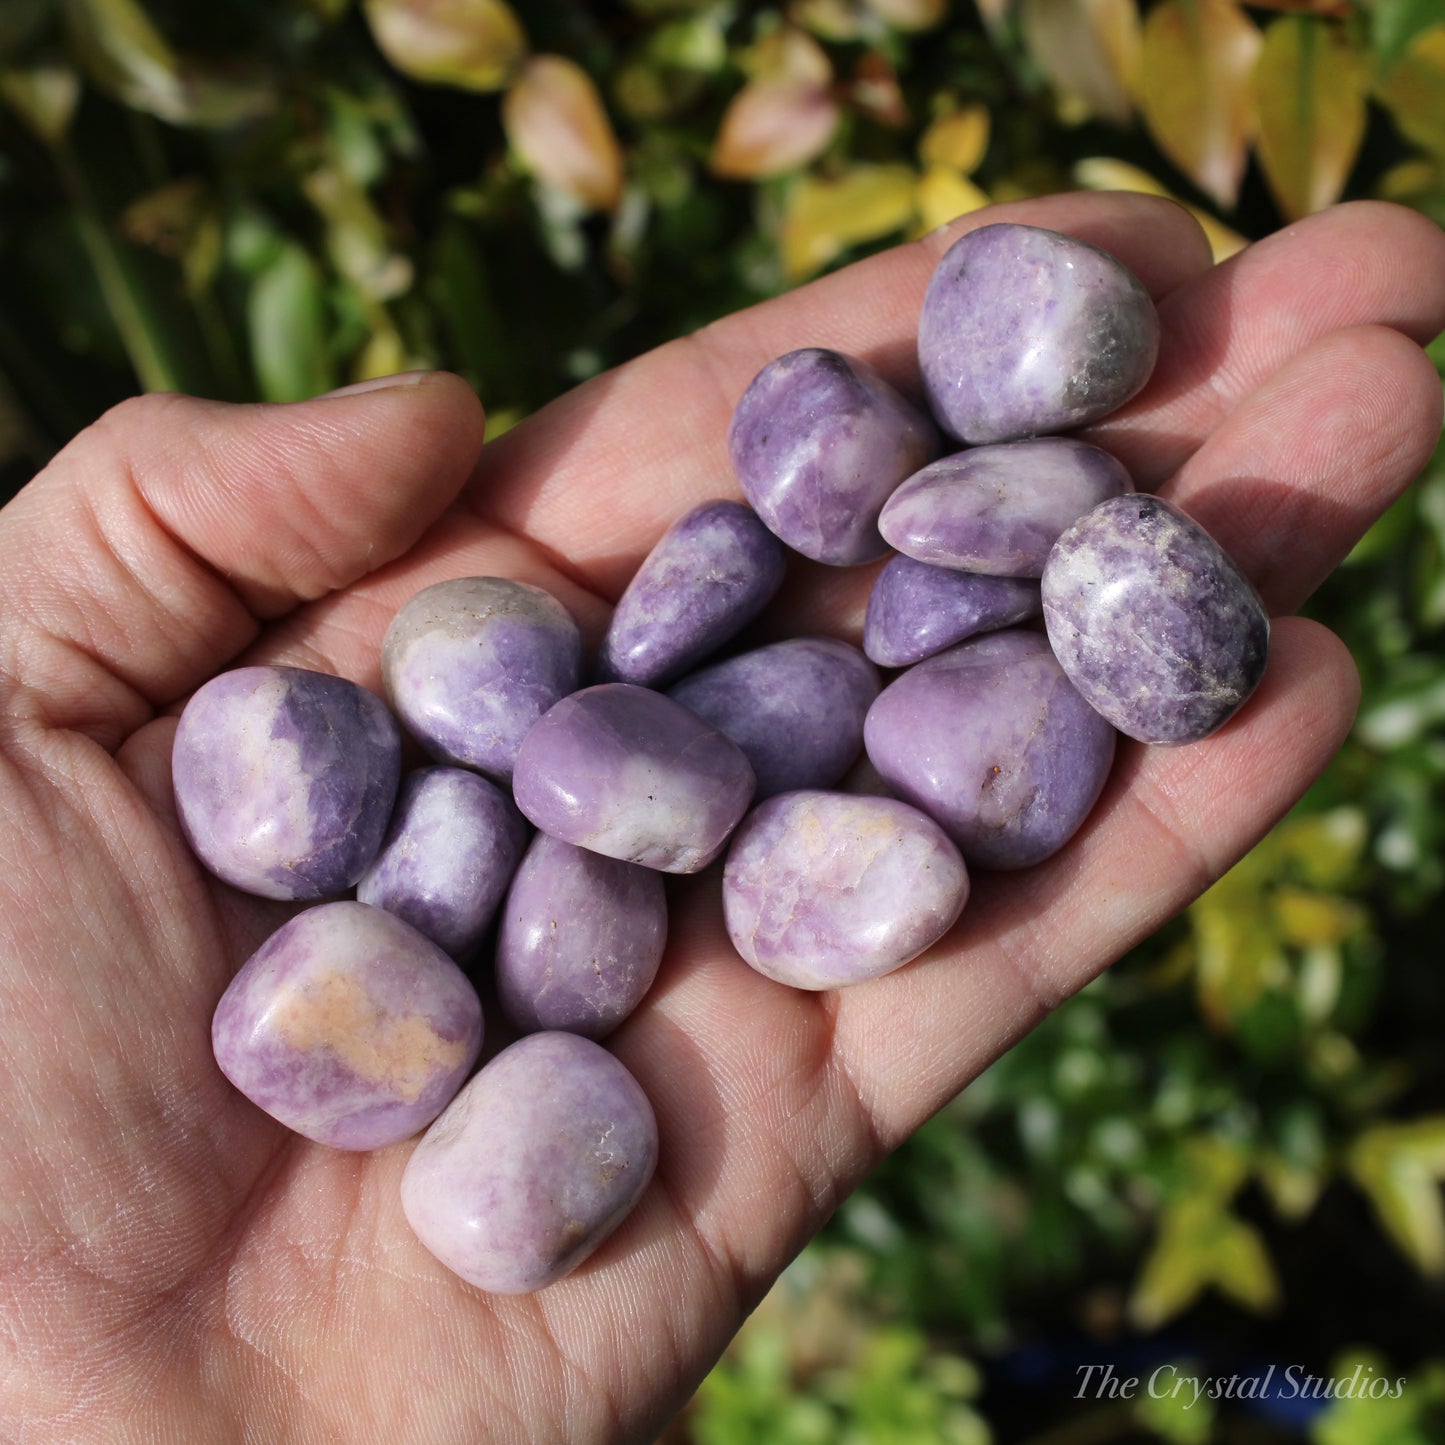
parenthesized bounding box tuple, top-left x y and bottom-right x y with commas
(864, 630, 1116, 869)
(864, 555, 1042, 668)
(729, 348, 939, 565)
(401, 1032, 658, 1294)
(512, 683, 755, 873)
(598, 500, 787, 687)
(211, 901, 482, 1150)
(723, 791, 969, 991)
(496, 832, 667, 1039)
(381, 577, 583, 783)
(356, 767, 529, 957)
(878, 438, 1133, 577)
(667, 638, 879, 799)
(1042, 494, 1270, 745)
(918, 223, 1160, 443)
(173, 665, 401, 901)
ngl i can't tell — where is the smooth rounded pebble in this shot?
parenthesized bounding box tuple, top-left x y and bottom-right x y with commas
(512, 683, 756, 873)
(729, 347, 939, 565)
(597, 500, 787, 687)
(356, 767, 530, 957)
(496, 832, 667, 1039)
(918, 223, 1160, 443)
(1042, 494, 1270, 745)
(864, 631, 1116, 869)
(878, 438, 1133, 577)
(667, 637, 879, 799)
(401, 1032, 658, 1294)
(864, 555, 1042, 668)
(212, 902, 483, 1150)
(173, 665, 400, 901)
(723, 791, 969, 990)
(381, 576, 583, 782)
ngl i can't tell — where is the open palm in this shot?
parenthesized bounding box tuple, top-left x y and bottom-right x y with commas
(2, 192, 1442, 1443)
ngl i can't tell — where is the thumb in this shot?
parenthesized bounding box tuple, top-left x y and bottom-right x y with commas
(0, 373, 485, 747)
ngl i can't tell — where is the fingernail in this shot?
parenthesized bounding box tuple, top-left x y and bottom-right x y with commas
(319, 370, 436, 399)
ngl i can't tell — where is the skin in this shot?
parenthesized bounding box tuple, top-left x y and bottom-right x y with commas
(0, 193, 1442, 1443)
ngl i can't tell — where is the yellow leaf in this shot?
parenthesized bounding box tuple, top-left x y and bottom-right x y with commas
(1254, 17, 1366, 220)
(744, 24, 833, 85)
(914, 164, 989, 232)
(0, 64, 80, 146)
(1271, 886, 1365, 947)
(779, 163, 917, 280)
(1020, 0, 1141, 127)
(865, 0, 950, 30)
(918, 102, 990, 172)
(712, 80, 840, 179)
(1211, 1217, 1282, 1315)
(1136, 0, 1262, 210)
(787, 0, 875, 42)
(1376, 24, 1445, 159)
(363, 0, 526, 93)
(1071, 155, 1249, 260)
(502, 55, 625, 212)
(1349, 1123, 1445, 1276)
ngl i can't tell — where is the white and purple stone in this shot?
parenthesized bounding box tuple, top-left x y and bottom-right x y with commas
(356, 767, 530, 957)
(667, 637, 880, 799)
(722, 791, 969, 991)
(381, 577, 583, 783)
(511, 683, 755, 873)
(496, 832, 667, 1040)
(918, 223, 1160, 444)
(864, 555, 1041, 668)
(400, 1031, 658, 1294)
(878, 438, 1133, 577)
(211, 901, 483, 1150)
(172, 665, 401, 901)
(1042, 494, 1270, 745)
(864, 630, 1116, 869)
(728, 347, 940, 565)
(597, 500, 787, 687)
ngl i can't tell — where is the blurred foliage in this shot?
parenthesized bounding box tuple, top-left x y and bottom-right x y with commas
(0, 0, 1443, 1440)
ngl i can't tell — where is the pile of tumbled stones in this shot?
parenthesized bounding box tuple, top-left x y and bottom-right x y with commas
(173, 223, 1270, 1295)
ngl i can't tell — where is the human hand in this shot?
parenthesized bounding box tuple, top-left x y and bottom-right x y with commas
(1, 192, 1441, 1443)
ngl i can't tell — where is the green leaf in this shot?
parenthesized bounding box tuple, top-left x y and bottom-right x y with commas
(1372, 0, 1445, 72)
(1376, 24, 1445, 158)
(247, 242, 335, 402)
(0, 64, 80, 146)
(1348, 1118, 1445, 1275)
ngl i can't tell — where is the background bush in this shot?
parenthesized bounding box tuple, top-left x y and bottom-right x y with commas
(2, 2, 1442, 1439)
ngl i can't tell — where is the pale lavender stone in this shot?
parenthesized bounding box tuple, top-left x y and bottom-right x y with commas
(512, 683, 755, 873)
(919, 223, 1160, 443)
(878, 438, 1132, 577)
(864, 556, 1041, 668)
(667, 637, 879, 799)
(722, 791, 969, 991)
(356, 767, 529, 957)
(401, 1032, 657, 1294)
(211, 901, 482, 1150)
(1042, 494, 1270, 745)
(598, 501, 787, 687)
(381, 577, 583, 783)
(173, 666, 401, 901)
(729, 348, 939, 565)
(864, 630, 1116, 869)
(496, 832, 667, 1039)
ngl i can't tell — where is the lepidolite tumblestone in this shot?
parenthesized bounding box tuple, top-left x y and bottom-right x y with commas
(356, 767, 529, 957)
(723, 792, 969, 990)
(173, 666, 401, 901)
(864, 555, 1041, 668)
(381, 577, 583, 783)
(878, 438, 1132, 577)
(212, 902, 483, 1150)
(496, 832, 667, 1039)
(864, 631, 1116, 869)
(512, 683, 755, 873)
(729, 348, 939, 565)
(597, 500, 787, 687)
(1042, 494, 1270, 745)
(918, 223, 1160, 444)
(667, 637, 879, 798)
(401, 1032, 658, 1294)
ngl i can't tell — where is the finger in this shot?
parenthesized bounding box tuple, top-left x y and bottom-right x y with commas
(468, 193, 1215, 598)
(1161, 325, 1444, 614)
(1091, 201, 1445, 486)
(0, 375, 486, 747)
